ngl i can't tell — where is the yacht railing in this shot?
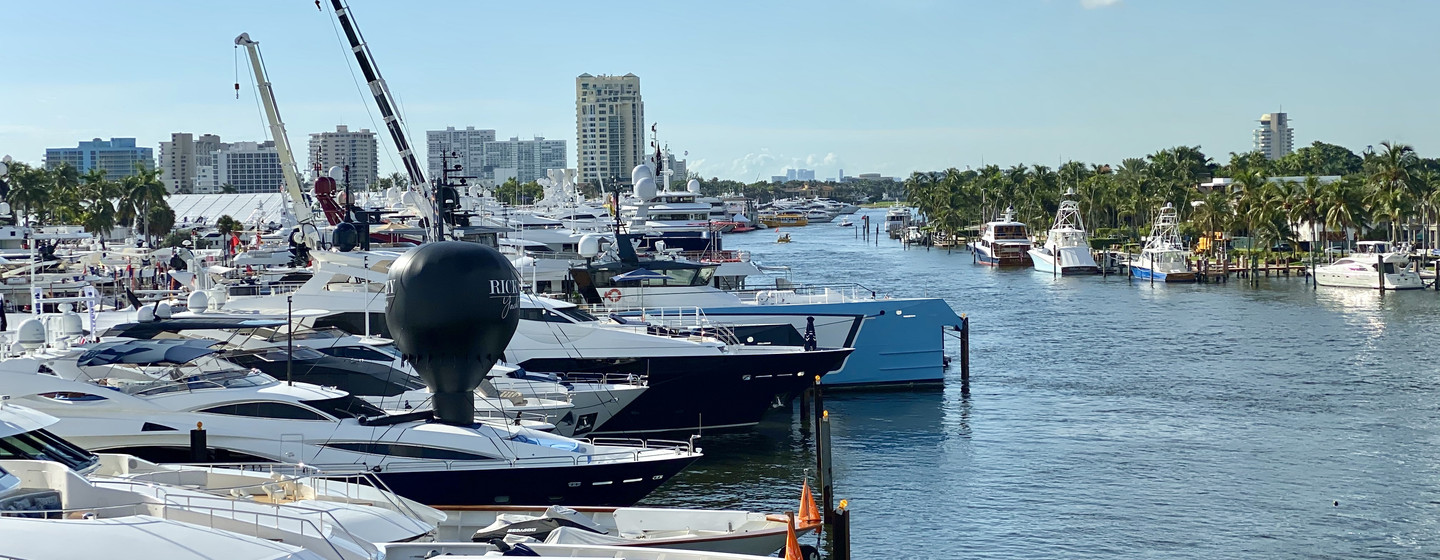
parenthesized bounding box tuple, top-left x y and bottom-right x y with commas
(589, 306, 740, 345)
(729, 282, 884, 303)
(0, 498, 359, 560)
(154, 461, 428, 522)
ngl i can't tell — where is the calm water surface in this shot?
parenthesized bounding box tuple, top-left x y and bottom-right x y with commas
(639, 208, 1440, 559)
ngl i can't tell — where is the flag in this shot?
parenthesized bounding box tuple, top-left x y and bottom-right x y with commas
(784, 512, 802, 560)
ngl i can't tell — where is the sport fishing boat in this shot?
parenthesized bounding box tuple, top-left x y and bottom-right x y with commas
(1314, 241, 1424, 290)
(1029, 189, 1098, 275)
(970, 207, 1032, 266)
(1130, 203, 1196, 282)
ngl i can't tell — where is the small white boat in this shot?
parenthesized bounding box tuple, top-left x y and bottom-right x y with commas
(837, 217, 854, 227)
(970, 207, 1032, 266)
(1314, 241, 1423, 290)
(1030, 189, 1098, 275)
(1130, 203, 1195, 282)
(439, 504, 819, 557)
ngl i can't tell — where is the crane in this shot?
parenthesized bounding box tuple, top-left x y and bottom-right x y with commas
(326, 0, 440, 242)
(234, 32, 319, 252)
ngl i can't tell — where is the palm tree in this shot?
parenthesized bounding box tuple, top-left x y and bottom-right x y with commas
(78, 169, 119, 248)
(1364, 141, 1418, 243)
(120, 164, 167, 243)
(1287, 175, 1324, 259)
(4, 162, 50, 225)
(1320, 176, 1367, 253)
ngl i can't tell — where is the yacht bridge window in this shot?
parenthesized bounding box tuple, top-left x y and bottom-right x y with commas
(320, 442, 498, 461)
(0, 428, 99, 472)
(199, 401, 330, 421)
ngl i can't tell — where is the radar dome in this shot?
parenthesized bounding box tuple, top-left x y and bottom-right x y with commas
(631, 164, 655, 186)
(155, 302, 173, 319)
(578, 233, 604, 258)
(18, 319, 45, 349)
(59, 312, 84, 338)
(687, 179, 701, 194)
(386, 242, 521, 425)
(136, 305, 156, 323)
(634, 177, 657, 201)
(187, 291, 210, 313)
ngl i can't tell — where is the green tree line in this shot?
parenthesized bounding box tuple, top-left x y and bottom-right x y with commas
(4, 161, 175, 247)
(902, 141, 1440, 255)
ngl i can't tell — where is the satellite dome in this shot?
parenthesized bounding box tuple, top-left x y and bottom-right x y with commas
(187, 291, 210, 314)
(386, 242, 521, 425)
(58, 312, 83, 338)
(18, 319, 45, 349)
(687, 179, 701, 194)
(155, 302, 173, 319)
(634, 177, 657, 201)
(631, 164, 654, 186)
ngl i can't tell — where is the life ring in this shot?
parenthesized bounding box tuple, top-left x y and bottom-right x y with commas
(604, 288, 623, 303)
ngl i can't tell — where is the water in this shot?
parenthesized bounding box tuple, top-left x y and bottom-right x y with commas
(639, 208, 1440, 558)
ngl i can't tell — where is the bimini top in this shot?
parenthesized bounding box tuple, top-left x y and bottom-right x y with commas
(76, 339, 223, 367)
(102, 318, 287, 340)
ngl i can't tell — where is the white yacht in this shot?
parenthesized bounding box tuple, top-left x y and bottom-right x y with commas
(969, 207, 1032, 266)
(1130, 204, 1196, 282)
(1314, 241, 1424, 290)
(0, 402, 439, 560)
(0, 336, 700, 507)
(1029, 189, 1098, 275)
(885, 206, 912, 239)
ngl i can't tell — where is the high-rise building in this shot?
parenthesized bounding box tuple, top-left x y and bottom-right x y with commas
(575, 73, 645, 186)
(426, 127, 566, 185)
(44, 138, 154, 179)
(427, 126, 496, 184)
(308, 125, 378, 186)
(198, 141, 283, 194)
(158, 133, 222, 193)
(785, 168, 815, 182)
(1253, 112, 1294, 160)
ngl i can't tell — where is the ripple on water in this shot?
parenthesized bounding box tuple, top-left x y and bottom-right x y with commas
(640, 210, 1440, 558)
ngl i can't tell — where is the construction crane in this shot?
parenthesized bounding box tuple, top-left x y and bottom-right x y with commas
(325, 0, 440, 242)
(234, 32, 320, 254)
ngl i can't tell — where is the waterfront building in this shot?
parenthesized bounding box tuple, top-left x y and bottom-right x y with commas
(308, 125, 378, 187)
(1253, 112, 1294, 160)
(786, 168, 816, 182)
(575, 73, 645, 186)
(158, 133, 222, 193)
(44, 137, 153, 179)
(426, 127, 566, 184)
(199, 141, 283, 194)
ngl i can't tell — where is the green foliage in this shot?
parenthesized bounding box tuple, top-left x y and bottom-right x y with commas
(214, 215, 241, 236)
(494, 177, 542, 204)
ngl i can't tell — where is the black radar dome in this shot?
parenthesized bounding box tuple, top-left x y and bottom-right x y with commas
(386, 242, 521, 425)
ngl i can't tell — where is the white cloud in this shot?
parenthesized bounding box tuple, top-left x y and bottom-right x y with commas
(1080, 0, 1121, 9)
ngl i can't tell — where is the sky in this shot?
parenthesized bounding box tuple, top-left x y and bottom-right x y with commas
(2, 0, 1439, 182)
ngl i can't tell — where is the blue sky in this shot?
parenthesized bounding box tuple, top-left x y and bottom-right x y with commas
(2, 0, 1438, 181)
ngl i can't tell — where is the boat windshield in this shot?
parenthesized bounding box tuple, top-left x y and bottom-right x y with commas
(301, 395, 386, 419)
(551, 305, 598, 323)
(1052, 232, 1086, 247)
(992, 225, 1028, 240)
(128, 370, 277, 397)
(0, 427, 99, 473)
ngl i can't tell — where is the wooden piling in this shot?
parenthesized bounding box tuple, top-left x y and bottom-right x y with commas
(189, 423, 208, 462)
(832, 503, 851, 560)
(959, 314, 970, 397)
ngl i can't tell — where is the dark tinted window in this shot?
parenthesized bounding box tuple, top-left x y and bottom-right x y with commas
(200, 402, 328, 420)
(0, 429, 99, 472)
(322, 442, 496, 461)
(302, 395, 387, 419)
(317, 346, 393, 362)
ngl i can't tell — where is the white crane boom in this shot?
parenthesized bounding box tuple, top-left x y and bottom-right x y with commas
(234, 32, 318, 250)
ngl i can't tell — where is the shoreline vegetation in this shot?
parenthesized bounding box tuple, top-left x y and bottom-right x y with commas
(900, 142, 1440, 263)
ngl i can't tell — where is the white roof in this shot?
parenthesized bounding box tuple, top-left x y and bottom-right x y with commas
(168, 194, 290, 226)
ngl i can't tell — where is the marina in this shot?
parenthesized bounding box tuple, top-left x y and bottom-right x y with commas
(4, 1, 1440, 558)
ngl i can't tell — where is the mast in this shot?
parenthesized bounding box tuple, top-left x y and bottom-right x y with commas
(234, 33, 318, 250)
(327, 0, 428, 193)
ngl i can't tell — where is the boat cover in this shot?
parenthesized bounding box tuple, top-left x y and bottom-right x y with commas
(76, 338, 222, 367)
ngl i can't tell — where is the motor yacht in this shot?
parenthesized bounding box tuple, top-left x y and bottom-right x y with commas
(1314, 241, 1424, 290)
(0, 333, 700, 507)
(1029, 189, 1099, 275)
(970, 207, 1032, 266)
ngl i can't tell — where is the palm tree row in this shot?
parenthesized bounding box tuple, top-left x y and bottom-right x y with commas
(904, 141, 1440, 254)
(4, 161, 174, 247)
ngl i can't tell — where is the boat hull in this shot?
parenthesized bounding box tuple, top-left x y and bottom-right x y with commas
(699, 298, 962, 388)
(374, 454, 700, 507)
(1314, 269, 1424, 290)
(520, 348, 852, 436)
(971, 244, 1032, 267)
(1130, 266, 1196, 283)
(1028, 248, 1099, 275)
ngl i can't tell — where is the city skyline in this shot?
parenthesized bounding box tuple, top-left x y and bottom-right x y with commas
(3, 1, 1440, 183)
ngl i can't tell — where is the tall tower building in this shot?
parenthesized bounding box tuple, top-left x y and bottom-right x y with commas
(308, 125, 378, 187)
(158, 133, 223, 193)
(575, 73, 644, 186)
(1253, 112, 1294, 160)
